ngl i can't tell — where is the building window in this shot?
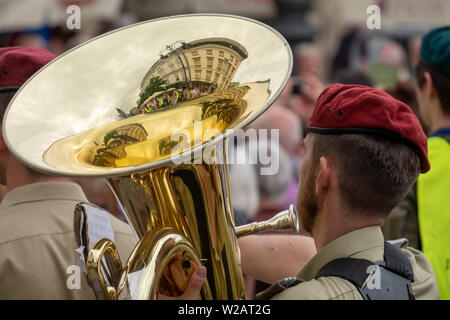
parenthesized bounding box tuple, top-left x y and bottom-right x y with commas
(217, 59, 223, 70)
(195, 70, 201, 80)
(219, 51, 224, 57)
(193, 57, 201, 67)
(226, 64, 231, 74)
(207, 57, 213, 68)
(214, 73, 220, 83)
(206, 49, 212, 55)
(206, 70, 212, 80)
(192, 51, 198, 56)
(230, 55, 234, 62)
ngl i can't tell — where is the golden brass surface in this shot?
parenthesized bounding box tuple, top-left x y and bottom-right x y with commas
(3, 14, 293, 300)
(86, 239, 123, 300)
(235, 204, 299, 238)
(43, 82, 270, 172)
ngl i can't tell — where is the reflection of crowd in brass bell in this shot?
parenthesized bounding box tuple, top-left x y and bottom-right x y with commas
(118, 85, 214, 118)
(92, 123, 148, 167)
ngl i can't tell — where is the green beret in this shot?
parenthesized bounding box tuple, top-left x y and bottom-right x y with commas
(420, 26, 450, 77)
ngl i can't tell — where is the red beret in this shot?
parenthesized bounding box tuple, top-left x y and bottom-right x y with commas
(307, 84, 430, 173)
(0, 46, 56, 91)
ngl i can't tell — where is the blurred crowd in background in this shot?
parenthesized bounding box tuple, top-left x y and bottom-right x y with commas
(1, 0, 449, 298)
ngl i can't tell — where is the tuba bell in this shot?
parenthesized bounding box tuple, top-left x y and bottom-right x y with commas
(3, 14, 294, 299)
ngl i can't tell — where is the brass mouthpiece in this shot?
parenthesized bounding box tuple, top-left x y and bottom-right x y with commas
(235, 204, 299, 238)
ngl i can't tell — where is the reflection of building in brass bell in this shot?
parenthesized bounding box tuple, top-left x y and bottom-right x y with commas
(118, 38, 249, 118)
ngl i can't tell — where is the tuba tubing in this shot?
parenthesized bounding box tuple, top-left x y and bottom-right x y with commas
(235, 204, 299, 238)
(86, 239, 123, 300)
(87, 206, 299, 300)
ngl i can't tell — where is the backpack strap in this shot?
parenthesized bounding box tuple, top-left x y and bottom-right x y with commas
(314, 258, 374, 288)
(383, 241, 414, 281)
(254, 276, 305, 300)
(314, 241, 415, 300)
(255, 240, 416, 300)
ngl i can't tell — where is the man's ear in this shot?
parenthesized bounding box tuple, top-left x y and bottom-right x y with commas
(315, 156, 332, 195)
(423, 71, 435, 98)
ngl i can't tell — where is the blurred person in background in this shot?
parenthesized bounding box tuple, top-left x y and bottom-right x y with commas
(408, 35, 423, 74)
(330, 27, 369, 81)
(367, 38, 411, 88)
(332, 69, 373, 87)
(229, 143, 259, 225)
(290, 43, 326, 134)
(379, 40, 410, 81)
(249, 105, 304, 211)
(251, 144, 293, 298)
(383, 80, 427, 133)
(377, 40, 409, 73)
(0, 47, 136, 299)
(293, 43, 323, 79)
(254, 145, 292, 226)
(385, 26, 450, 299)
(13, 33, 47, 49)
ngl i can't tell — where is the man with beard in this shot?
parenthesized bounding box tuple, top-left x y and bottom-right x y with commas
(181, 84, 439, 300)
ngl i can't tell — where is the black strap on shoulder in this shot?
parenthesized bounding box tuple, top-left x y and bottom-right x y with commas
(383, 241, 414, 281)
(254, 277, 304, 300)
(315, 258, 374, 288)
(314, 241, 415, 300)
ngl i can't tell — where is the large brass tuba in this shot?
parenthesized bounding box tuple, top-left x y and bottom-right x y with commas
(3, 15, 294, 299)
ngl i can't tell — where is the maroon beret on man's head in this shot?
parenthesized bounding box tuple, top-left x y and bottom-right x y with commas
(307, 84, 430, 173)
(0, 46, 56, 91)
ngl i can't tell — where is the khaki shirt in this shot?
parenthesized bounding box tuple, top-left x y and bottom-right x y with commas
(0, 181, 137, 299)
(272, 226, 439, 300)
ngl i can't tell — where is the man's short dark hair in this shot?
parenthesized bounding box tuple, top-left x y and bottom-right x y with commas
(415, 61, 450, 115)
(311, 133, 421, 217)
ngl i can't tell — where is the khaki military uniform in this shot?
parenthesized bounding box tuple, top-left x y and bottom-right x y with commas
(271, 226, 439, 300)
(0, 181, 137, 299)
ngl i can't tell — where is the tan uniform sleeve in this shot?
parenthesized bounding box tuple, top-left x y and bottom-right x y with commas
(402, 247, 440, 299)
(271, 277, 362, 300)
